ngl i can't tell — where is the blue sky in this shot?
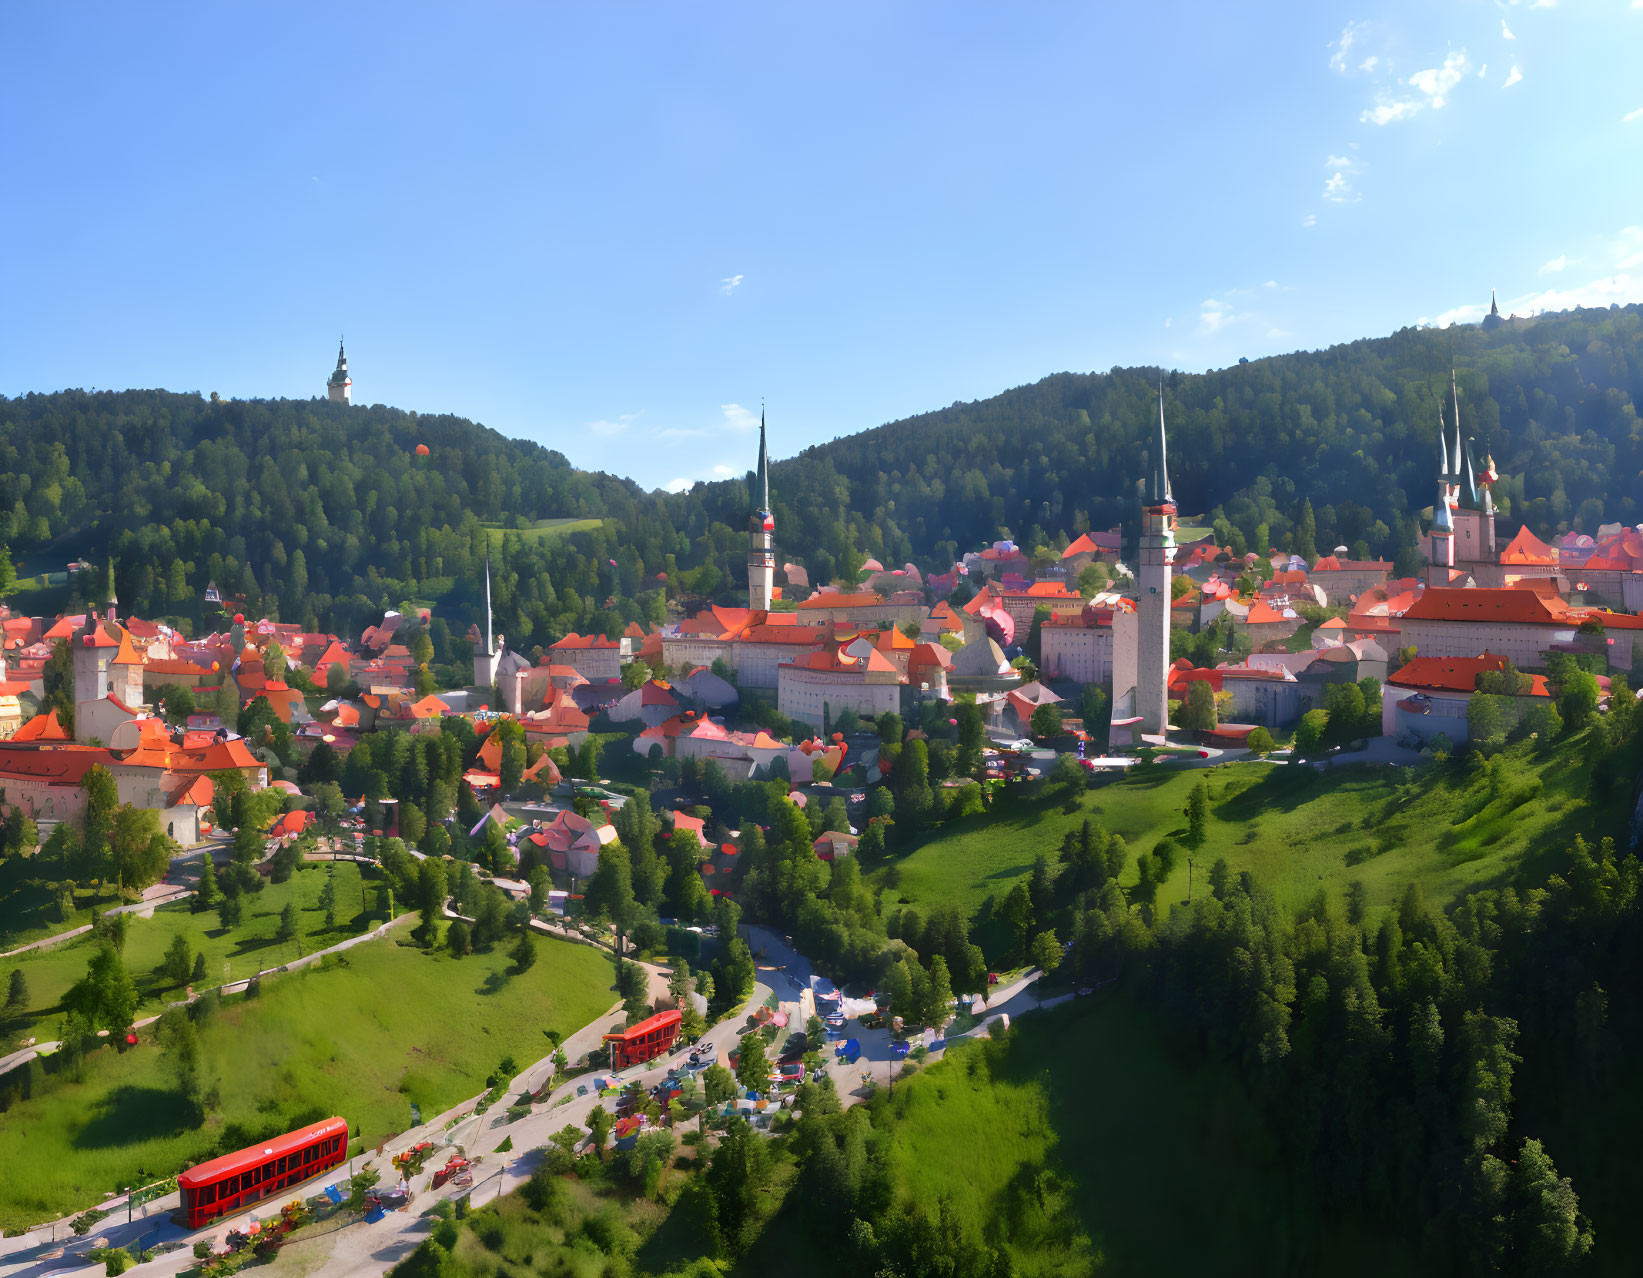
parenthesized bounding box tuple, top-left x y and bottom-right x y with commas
(2, 1, 1640, 491)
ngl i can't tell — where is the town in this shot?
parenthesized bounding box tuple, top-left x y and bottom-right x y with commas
(5, 2, 1641, 1271)
(1, 338, 1639, 1275)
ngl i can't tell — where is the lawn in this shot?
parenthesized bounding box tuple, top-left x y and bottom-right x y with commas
(874, 732, 1622, 942)
(1, 860, 387, 1042)
(0, 930, 616, 1232)
(481, 517, 605, 545)
(879, 999, 1429, 1277)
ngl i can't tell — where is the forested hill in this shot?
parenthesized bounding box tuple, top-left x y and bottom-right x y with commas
(0, 390, 678, 647)
(4, 302, 1642, 656)
(739, 303, 1643, 578)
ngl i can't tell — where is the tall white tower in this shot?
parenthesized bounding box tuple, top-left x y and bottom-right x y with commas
(327, 339, 352, 404)
(747, 408, 775, 610)
(473, 544, 504, 690)
(1134, 385, 1176, 736)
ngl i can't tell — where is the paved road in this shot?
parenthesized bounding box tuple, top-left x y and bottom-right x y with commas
(0, 930, 1045, 1278)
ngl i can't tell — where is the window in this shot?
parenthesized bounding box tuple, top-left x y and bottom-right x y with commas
(201, 1183, 217, 1205)
(226, 1176, 240, 1196)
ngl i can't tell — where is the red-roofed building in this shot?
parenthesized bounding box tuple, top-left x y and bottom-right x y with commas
(548, 632, 622, 682)
(1401, 587, 1640, 670)
(1383, 652, 1552, 744)
(777, 636, 906, 728)
(1310, 556, 1393, 603)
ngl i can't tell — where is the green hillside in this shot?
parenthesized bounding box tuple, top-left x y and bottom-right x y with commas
(877, 734, 1624, 953)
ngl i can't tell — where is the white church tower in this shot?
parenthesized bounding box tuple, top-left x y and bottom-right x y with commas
(327, 339, 352, 404)
(1134, 386, 1177, 736)
(747, 408, 775, 610)
(473, 544, 504, 690)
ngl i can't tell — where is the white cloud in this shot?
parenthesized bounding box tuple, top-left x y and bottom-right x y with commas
(1164, 317, 1172, 328)
(1530, 0, 1557, 8)
(720, 402, 760, 431)
(1362, 98, 1420, 126)
(1329, 21, 1367, 74)
(1501, 20, 1515, 40)
(1502, 65, 1523, 89)
(719, 274, 744, 297)
(1263, 280, 1279, 289)
(1198, 298, 1250, 336)
(587, 411, 642, 437)
(1409, 51, 1470, 107)
(1323, 171, 1359, 203)
(1622, 106, 1643, 124)
(1478, 64, 1488, 80)
(1303, 213, 1317, 228)
(1539, 255, 1568, 275)
(1363, 50, 1471, 124)
(1323, 153, 1354, 169)
(1359, 56, 1378, 73)
(663, 477, 694, 494)
(1266, 328, 1293, 338)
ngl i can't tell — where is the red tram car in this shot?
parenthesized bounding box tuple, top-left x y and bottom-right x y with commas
(177, 1116, 349, 1228)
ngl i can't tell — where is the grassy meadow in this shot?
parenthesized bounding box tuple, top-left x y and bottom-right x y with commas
(875, 734, 1622, 951)
(482, 517, 605, 546)
(876, 999, 1428, 1277)
(0, 931, 615, 1232)
(1, 861, 386, 1043)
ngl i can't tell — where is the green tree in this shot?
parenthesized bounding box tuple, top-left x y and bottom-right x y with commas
(1507, 1138, 1594, 1272)
(1029, 930, 1062, 975)
(734, 1034, 770, 1094)
(1293, 708, 1329, 757)
(1246, 725, 1275, 755)
(68, 944, 138, 1033)
(276, 902, 298, 955)
(510, 931, 537, 973)
(156, 1004, 205, 1118)
(445, 918, 471, 956)
(159, 933, 193, 987)
(1180, 680, 1217, 732)
(4, 969, 28, 1018)
(703, 1062, 736, 1106)
(1029, 703, 1063, 738)
(1186, 779, 1209, 849)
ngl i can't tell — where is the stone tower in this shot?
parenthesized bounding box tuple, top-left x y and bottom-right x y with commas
(747, 407, 775, 610)
(327, 339, 352, 404)
(1134, 386, 1176, 736)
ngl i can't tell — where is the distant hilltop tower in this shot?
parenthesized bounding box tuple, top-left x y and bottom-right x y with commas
(1481, 290, 1505, 333)
(327, 339, 352, 404)
(747, 407, 775, 610)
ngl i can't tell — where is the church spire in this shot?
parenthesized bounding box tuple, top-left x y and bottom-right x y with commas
(1489, 289, 1499, 317)
(483, 542, 494, 656)
(1450, 368, 1463, 486)
(1152, 381, 1172, 505)
(756, 402, 770, 514)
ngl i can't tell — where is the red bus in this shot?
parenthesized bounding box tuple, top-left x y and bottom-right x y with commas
(177, 1116, 349, 1228)
(602, 1008, 682, 1069)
